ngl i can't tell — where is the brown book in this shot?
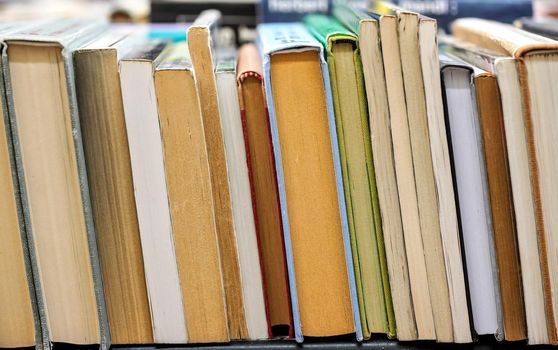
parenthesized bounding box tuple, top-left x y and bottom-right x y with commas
(188, 10, 247, 339)
(475, 73, 527, 341)
(236, 43, 292, 336)
(154, 42, 229, 343)
(74, 29, 153, 345)
(453, 18, 558, 344)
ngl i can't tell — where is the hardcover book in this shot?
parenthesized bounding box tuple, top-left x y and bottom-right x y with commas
(1, 20, 110, 349)
(303, 13, 393, 340)
(0, 21, 43, 350)
(333, 5, 417, 341)
(257, 22, 362, 342)
(452, 19, 558, 344)
(443, 38, 547, 344)
(439, 52, 503, 341)
(237, 43, 293, 337)
(73, 26, 153, 345)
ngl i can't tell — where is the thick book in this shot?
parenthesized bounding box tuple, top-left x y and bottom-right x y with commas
(73, 27, 153, 345)
(333, 6, 416, 341)
(187, 11, 248, 339)
(452, 19, 558, 344)
(417, 17, 472, 344)
(371, 3, 451, 340)
(1, 20, 110, 348)
(214, 48, 269, 340)
(153, 41, 229, 344)
(236, 43, 293, 337)
(396, 9, 453, 342)
(443, 38, 547, 344)
(119, 38, 188, 344)
(439, 52, 503, 341)
(443, 41, 526, 342)
(257, 22, 362, 342)
(303, 13, 393, 340)
(0, 21, 43, 350)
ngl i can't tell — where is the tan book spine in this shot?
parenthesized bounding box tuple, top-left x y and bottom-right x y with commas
(475, 74, 527, 341)
(74, 49, 153, 345)
(188, 23, 247, 339)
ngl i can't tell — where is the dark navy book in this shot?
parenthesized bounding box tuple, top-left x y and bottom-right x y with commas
(258, 0, 367, 22)
(389, 0, 532, 31)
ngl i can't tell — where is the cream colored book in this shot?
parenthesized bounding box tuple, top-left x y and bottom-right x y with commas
(2, 20, 109, 347)
(0, 21, 42, 350)
(119, 38, 188, 344)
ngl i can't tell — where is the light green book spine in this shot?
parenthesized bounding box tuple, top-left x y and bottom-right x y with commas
(304, 13, 395, 339)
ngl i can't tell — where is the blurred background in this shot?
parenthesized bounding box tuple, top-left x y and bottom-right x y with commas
(0, 0, 556, 39)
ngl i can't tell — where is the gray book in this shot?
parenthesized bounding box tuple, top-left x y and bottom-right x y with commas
(1, 20, 110, 350)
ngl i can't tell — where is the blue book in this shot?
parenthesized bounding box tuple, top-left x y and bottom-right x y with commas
(383, 0, 532, 32)
(256, 22, 363, 342)
(259, 0, 367, 22)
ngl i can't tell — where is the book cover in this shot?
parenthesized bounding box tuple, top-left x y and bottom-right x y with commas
(236, 43, 293, 338)
(1, 19, 110, 349)
(257, 22, 362, 343)
(452, 19, 558, 343)
(0, 21, 44, 350)
(303, 13, 393, 339)
(188, 10, 247, 340)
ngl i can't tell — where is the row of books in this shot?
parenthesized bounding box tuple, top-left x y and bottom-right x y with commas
(2, 3, 558, 349)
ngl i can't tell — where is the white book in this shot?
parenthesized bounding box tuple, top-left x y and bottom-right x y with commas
(214, 52, 268, 340)
(440, 55, 500, 337)
(119, 39, 187, 344)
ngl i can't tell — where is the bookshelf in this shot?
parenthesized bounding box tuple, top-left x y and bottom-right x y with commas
(111, 338, 543, 350)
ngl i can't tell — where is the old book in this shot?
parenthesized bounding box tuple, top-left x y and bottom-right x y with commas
(119, 38, 187, 344)
(418, 20, 473, 344)
(0, 22, 41, 350)
(214, 48, 269, 340)
(258, 22, 362, 342)
(452, 19, 558, 343)
(187, 10, 247, 339)
(236, 43, 293, 337)
(73, 27, 153, 345)
(304, 14, 392, 339)
(395, 9, 454, 342)
(439, 53, 502, 340)
(153, 42, 229, 344)
(475, 69, 526, 342)
(333, 6, 416, 341)
(2, 20, 110, 347)
(444, 38, 543, 343)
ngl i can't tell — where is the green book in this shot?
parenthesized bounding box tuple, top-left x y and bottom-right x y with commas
(304, 14, 395, 339)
